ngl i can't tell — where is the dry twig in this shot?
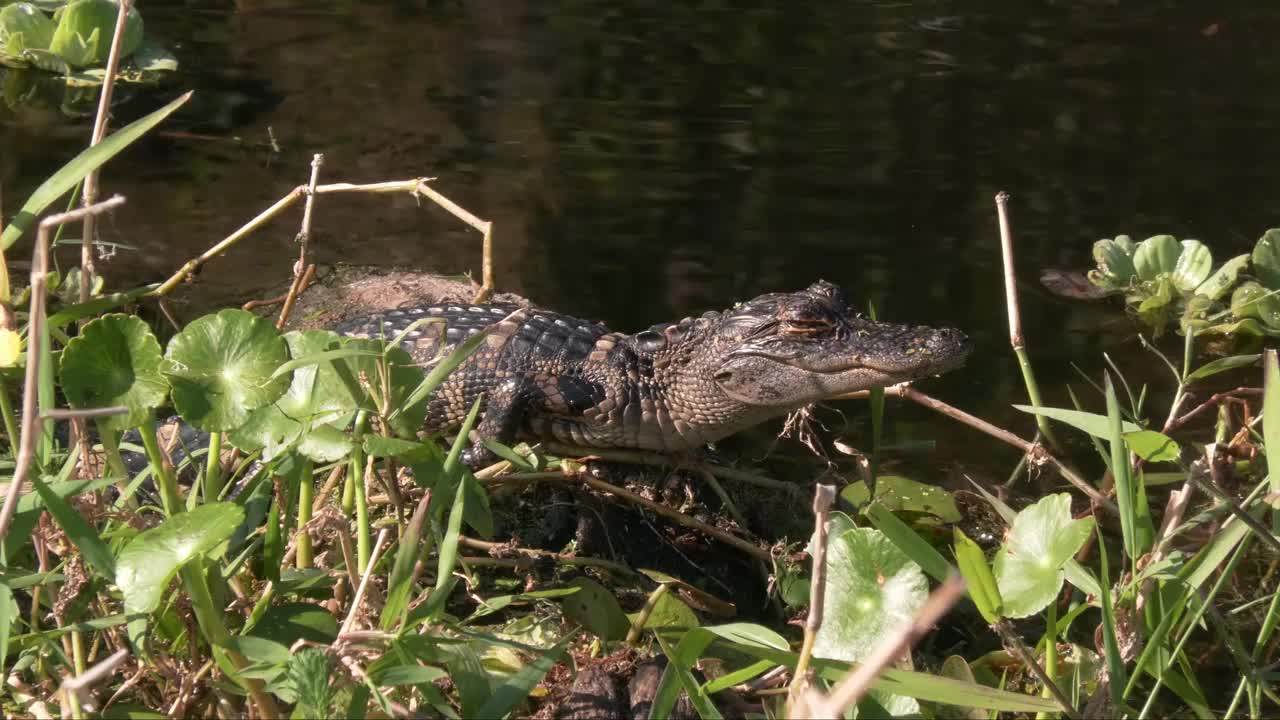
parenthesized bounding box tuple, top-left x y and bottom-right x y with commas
(788, 484, 836, 700)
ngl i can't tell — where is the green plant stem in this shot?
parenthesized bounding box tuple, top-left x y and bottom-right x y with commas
(203, 431, 223, 503)
(1037, 599, 1058, 720)
(0, 377, 19, 451)
(295, 458, 315, 569)
(1014, 346, 1059, 450)
(138, 416, 181, 515)
(178, 562, 279, 719)
(625, 583, 670, 646)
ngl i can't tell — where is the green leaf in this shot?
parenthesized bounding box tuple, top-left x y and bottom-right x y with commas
(30, 474, 115, 581)
(629, 591, 698, 632)
(1196, 254, 1249, 300)
(60, 313, 166, 431)
(559, 577, 630, 641)
(476, 634, 574, 718)
(814, 527, 928, 662)
(247, 603, 338, 646)
(1089, 236, 1137, 289)
(1012, 404, 1141, 436)
(162, 309, 291, 432)
(0, 581, 14, 674)
(637, 568, 735, 616)
(953, 528, 1002, 624)
(1254, 229, 1280, 289)
(936, 656, 987, 720)
(993, 494, 1094, 618)
(288, 648, 335, 718)
(49, 0, 142, 67)
(1170, 239, 1212, 292)
(230, 331, 356, 461)
(2, 90, 189, 250)
(0, 4, 55, 51)
(372, 664, 448, 687)
(381, 495, 433, 630)
(433, 397, 482, 608)
(1122, 430, 1180, 463)
(655, 630, 723, 720)
(116, 502, 245, 615)
(223, 635, 289, 666)
(1105, 372, 1140, 561)
(1231, 282, 1280, 329)
(337, 338, 428, 437)
(1133, 234, 1181, 280)
(864, 502, 953, 583)
(1184, 354, 1260, 383)
(843, 474, 962, 523)
(702, 622, 790, 650)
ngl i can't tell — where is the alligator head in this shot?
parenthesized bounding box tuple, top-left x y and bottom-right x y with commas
(695, 280, 970, 409)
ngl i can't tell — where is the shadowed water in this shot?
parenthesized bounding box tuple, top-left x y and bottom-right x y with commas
(4, 0, 1280, 471)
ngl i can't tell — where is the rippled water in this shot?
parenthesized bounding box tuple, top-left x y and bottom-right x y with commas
(5, 0, 1280, 470)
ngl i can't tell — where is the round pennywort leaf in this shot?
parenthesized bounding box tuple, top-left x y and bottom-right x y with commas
(813, 526, 928, 663)
(994, 493, 1094, 618)
(60, 313, 166, 431)
(162, 309, 290, 432)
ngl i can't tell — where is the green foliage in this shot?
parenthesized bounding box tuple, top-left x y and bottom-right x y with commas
(814, 521, 928, 662)
(0, 0, 176, 92)
(115, 503, 244, 616)
(161, 309, 292, 432)
(1087, 229, 1280, 338)
(60, 313, 166, 431)
(993, 494, 1094, 618)
(48, 0, 142, 67)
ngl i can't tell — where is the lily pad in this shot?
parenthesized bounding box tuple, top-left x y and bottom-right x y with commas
(993, 494, 1094, 618)
(814, 526, 928, 663)
(116, 502, 245, 615)
(49, 0, 142, 68)
(60, 313, 166, 431)
(161, 309, 291, 432)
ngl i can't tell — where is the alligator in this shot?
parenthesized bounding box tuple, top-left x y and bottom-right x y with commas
(339, 280, 971, 464)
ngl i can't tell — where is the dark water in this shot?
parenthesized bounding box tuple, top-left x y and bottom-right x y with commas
(5, 0, 1280, 471)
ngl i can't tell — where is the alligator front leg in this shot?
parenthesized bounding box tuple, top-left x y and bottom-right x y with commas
(460, 376, 538, 468)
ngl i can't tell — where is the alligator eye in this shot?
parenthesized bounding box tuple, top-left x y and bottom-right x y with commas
(713, 370, 733, 382)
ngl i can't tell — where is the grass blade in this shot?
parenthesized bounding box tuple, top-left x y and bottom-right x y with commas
(432, 397, 483, 614)
(1094, 525, 1127, 709)
(1104, 372, 1138, 562)
(866, 502, 952, 582)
